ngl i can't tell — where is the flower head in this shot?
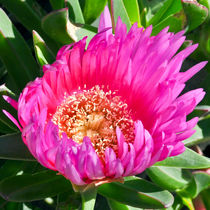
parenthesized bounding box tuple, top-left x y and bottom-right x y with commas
(5, 8, 207, 187)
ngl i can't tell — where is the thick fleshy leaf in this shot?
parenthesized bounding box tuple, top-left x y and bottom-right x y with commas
(201, 188, 210, 210)
(108, 198, 142, 210)
(0, 0, 44, 32)
(152, 14, 184, 35)
(42, 8, 96, 44)
(65, 0, 85, 23)
(179, 172, 210, 199)
(98, 176, 174, 209)
(154, 148, 210, 169)
(147, 166, 191, 191)
(182, 0, 208, 32)
(0, 160, 24, 181)
(33, 31, 55, 66)
(0, 0, 58, 53)
(0, 9, 39, 93)
(183, 125, 203, 146)
(49, 0, 65, 10)
(0, 133, 35, 161)
(184, 116, 210, 146)
(0, 171, 73, 202)
(123, 0, 141, 26)
(148, 0, 182, 26)
(192, 172, 210, 198)
(79, 0, 107, 24)
(108, 0, 131, 29)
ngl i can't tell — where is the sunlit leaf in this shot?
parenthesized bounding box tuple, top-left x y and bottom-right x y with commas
(182, 0, 208, 32)
(147, 166, 191, 191)
(148, 0, 182, 26)
(154, 148, 210, 169)
(0, 0, 44, 32)
(42, 8, 96, 45)
(179, 172, 210, 198)
(98, 176, 174, 209)
(123, 0, 141, 26)
(108, 198, 142, 210)
(81, 186, 97, 210)
(184, 116, 210, 146)
(65, 0, 85, 23)
(33, 31, 55, 66)
(152, 13, 184, 35)
(79, 0, 107, 24)
(0, 9, 39, 93)
(108, 0, 131, 29)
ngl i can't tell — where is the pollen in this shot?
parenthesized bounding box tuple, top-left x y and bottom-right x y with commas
(52, 86, 134, 159)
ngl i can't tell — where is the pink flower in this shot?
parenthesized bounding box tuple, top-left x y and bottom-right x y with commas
(4, 7, 207, 187)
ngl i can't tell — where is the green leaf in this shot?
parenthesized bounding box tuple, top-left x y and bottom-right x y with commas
(123, 0, 141, 26)
(98, 176, 174, 209)
(0, 0, 44, 33)
(184, 115, 210, 146)
(33, 31, 55, 66)
(193, 172, 210, 197)
(65, 0, 85, 23)
(182, 0, 208, 32)
(148, 0, 182, 26)
(0, 160, 25, 181)
(49, 0, 65, 10)
(183, 125, 204, 146)
(108, 198, 142, 210)
(0, 0, 59, 53)
(0, 171, 72, 202)
(108, 0, 132, 30)
(42, 8, 96, 45)
(179, 172, 210, 199)
(81, 186, 97, 210)
(154, 148, 210, 169)
(42, 8, 73, 45)
(0, 133, 35, 161)
(0, 9, 39, 93)
(201, 188, 210, 210)
(152, 13, 184, 35)
(147, 167, 191, 191)
(79, 0, 107, 24)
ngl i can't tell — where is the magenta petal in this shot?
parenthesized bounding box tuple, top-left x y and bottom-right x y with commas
(83, 137, 105, 179)
(124, 143, 135, 176)
(6, 11, 206, 186)
(2, 110, 22, 131)
(3, 95, 18, 110)
(98, 6, 112, 36)
(116, 127, 125, 158)
(64, 154, 86, 185)
(105, 148, 117, 177)
(133, 121, 144, 153)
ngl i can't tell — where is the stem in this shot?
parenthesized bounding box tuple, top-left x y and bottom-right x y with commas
(110, 0, 115, 33)
(81, 186, 97, 210)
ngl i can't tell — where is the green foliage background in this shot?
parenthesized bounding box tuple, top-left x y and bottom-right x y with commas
(0, 0, 209, 209)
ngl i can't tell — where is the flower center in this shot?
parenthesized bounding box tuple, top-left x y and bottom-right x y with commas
(52, 86, 134, 158)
